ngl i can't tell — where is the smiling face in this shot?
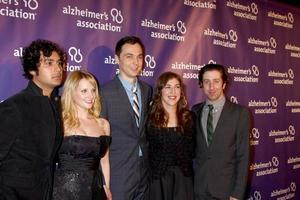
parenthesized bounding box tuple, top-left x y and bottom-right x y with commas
(116, 43, 144, 83)
(202, 70, 226, 103)
(31, 51, 63, 96)
(72, 78, 96, 111)
(161, 78, 181, 109)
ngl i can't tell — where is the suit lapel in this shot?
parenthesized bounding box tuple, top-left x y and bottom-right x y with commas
(115, 77, 139, 130)
(212, 100, 230, 142)
(139, 80, 152, 137)
(195, 103, 209, 149)
(37, 96, 56, 156)
(139, 81, 147, 128)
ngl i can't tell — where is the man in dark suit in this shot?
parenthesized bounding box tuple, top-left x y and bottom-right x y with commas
(101, 36, 152, 200)
(192, 64, 250, 200)
(0, 39, 67, 200)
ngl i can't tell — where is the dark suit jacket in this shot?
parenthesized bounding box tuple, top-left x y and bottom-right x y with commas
(0, 81, 62, 200)
(101, 76, 152, 200)
(192, 100, 250, 200)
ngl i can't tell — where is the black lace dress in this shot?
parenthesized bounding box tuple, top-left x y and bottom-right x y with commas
(52, 135, 111, 200)
(147, 126, 194, 200)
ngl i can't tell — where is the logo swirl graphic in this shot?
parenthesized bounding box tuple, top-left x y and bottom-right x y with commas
(251, 3, 258, 15)
(230, 96, 238, 104)
(144, 55, 156, 69)
(271, 97, 278, 108)
(272, 156, 279, 167)
(251, 128, 260, 139)
(23, 0, 38, 10)
(270, 37, 277, 48)
(253, 191, 261, 200)
(177, 20, 187, 34)
(251, 65, 259, 76)
(288, 12, 294, 23)
(208, 60, 216, 64)
(290, 182, 296, 192)
(288, 125, 295, 135)
(68, 47, 83, 63)
(288, 68, 294, 79)
(110, 8, 123, 24)
(229, 30, 238, 42)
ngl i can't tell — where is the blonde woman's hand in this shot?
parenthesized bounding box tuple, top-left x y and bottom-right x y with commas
(104, 185, 112, 200)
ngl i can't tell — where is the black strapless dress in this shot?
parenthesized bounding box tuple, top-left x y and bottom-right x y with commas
(52, 135, 111, 200)
(147, 126, 194, 200)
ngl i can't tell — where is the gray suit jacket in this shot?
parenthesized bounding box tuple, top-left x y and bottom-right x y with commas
(100, 76, 152, 200)
(192, 100, 250, 200)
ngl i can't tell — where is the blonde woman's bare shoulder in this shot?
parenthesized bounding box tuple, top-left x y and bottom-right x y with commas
(98, 118, 110, 136)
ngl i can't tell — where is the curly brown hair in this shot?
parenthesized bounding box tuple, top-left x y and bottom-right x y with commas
(148, 71, 192, 131)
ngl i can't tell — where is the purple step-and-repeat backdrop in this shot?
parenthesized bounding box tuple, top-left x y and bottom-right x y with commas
(1, 0, 300, 199)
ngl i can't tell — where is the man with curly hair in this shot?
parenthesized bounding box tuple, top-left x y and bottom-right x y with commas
(0, 39, 67, 200)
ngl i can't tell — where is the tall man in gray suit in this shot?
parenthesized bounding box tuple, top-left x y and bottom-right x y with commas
(192, 64, 250, 200)
(101, 36, 152, 200)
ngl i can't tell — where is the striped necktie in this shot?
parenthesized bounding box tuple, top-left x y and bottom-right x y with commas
(132, 85, 140, 127)
(207, 104, 214, 145)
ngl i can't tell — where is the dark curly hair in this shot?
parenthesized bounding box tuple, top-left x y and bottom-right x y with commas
(21, 39, 67, 80)
(148, 71, 192, 131)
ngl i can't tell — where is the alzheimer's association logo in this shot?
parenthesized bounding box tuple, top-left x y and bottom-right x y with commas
(252, 65, 259, 76)
(230, 96, 238, 104)
(140, 54, 156, 77)
(177, 20, 187, 34)
(23, 0, 39, 10)
(270, 97, 278, 108)
(248, 190, 261, 200)
(250, 128, 260, 146)
(144, 55, 156, 69)
(66, 47, 83, 71)
(229, 29, 238, 42)
(68, 47, 83, 63)
(272, 156, 279, 167)
(110, 8, 123, 24)
(251, 3, 258, 15)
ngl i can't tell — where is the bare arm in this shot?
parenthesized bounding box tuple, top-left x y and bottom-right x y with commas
(100, 119, 112, 199)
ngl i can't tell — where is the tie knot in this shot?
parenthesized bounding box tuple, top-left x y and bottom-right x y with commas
(208, 104, 214, 111)
(132, 85, 137, 93)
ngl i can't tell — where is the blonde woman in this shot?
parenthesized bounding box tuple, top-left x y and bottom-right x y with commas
(53, 70, 112, 200)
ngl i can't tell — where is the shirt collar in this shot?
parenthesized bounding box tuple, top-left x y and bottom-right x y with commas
(27, 80, 59, 100)
(118, 74, 138, 91)
(206, 95, 226, 109)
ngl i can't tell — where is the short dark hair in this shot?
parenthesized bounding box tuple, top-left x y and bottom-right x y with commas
(115, 36, 145, 57)
(198, 63, 228, 87)
(21, 39, 67, 80)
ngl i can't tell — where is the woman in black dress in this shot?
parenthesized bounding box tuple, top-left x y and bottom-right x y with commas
(53, 70, 112, 200)
(147, 71, 194, 200)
